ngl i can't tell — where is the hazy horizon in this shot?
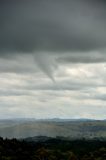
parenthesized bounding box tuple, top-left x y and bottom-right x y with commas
(0, 117, 106, 121)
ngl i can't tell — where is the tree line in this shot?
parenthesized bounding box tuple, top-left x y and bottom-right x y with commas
(0, 137, 106, 160)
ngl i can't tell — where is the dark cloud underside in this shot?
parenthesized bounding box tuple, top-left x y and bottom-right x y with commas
(0, 0, 106, 55)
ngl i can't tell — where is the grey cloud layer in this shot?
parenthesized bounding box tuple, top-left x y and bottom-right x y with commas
(0, 62, 106, 119)
(57, 52, 106, 63)
(0, 0, 106, 55)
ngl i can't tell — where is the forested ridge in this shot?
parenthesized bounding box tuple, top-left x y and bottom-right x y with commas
(0, 137, 106, 160)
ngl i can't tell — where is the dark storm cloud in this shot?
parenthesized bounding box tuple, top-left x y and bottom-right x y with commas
(0, 0, 106, 56)
(57, 52, 106, 64)
(0, 55, 39, 73)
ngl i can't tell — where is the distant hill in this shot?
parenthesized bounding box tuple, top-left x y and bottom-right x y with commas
(0, 119, 106, 139)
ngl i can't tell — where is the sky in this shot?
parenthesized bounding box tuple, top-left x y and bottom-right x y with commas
(0, 0, 106, 119)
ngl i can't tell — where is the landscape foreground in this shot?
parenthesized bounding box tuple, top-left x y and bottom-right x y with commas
(0, 137, 106, 160)
(0, 119, 106, 160)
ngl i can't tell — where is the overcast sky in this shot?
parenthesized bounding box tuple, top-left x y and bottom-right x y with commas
(0, 0, 106, 119)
